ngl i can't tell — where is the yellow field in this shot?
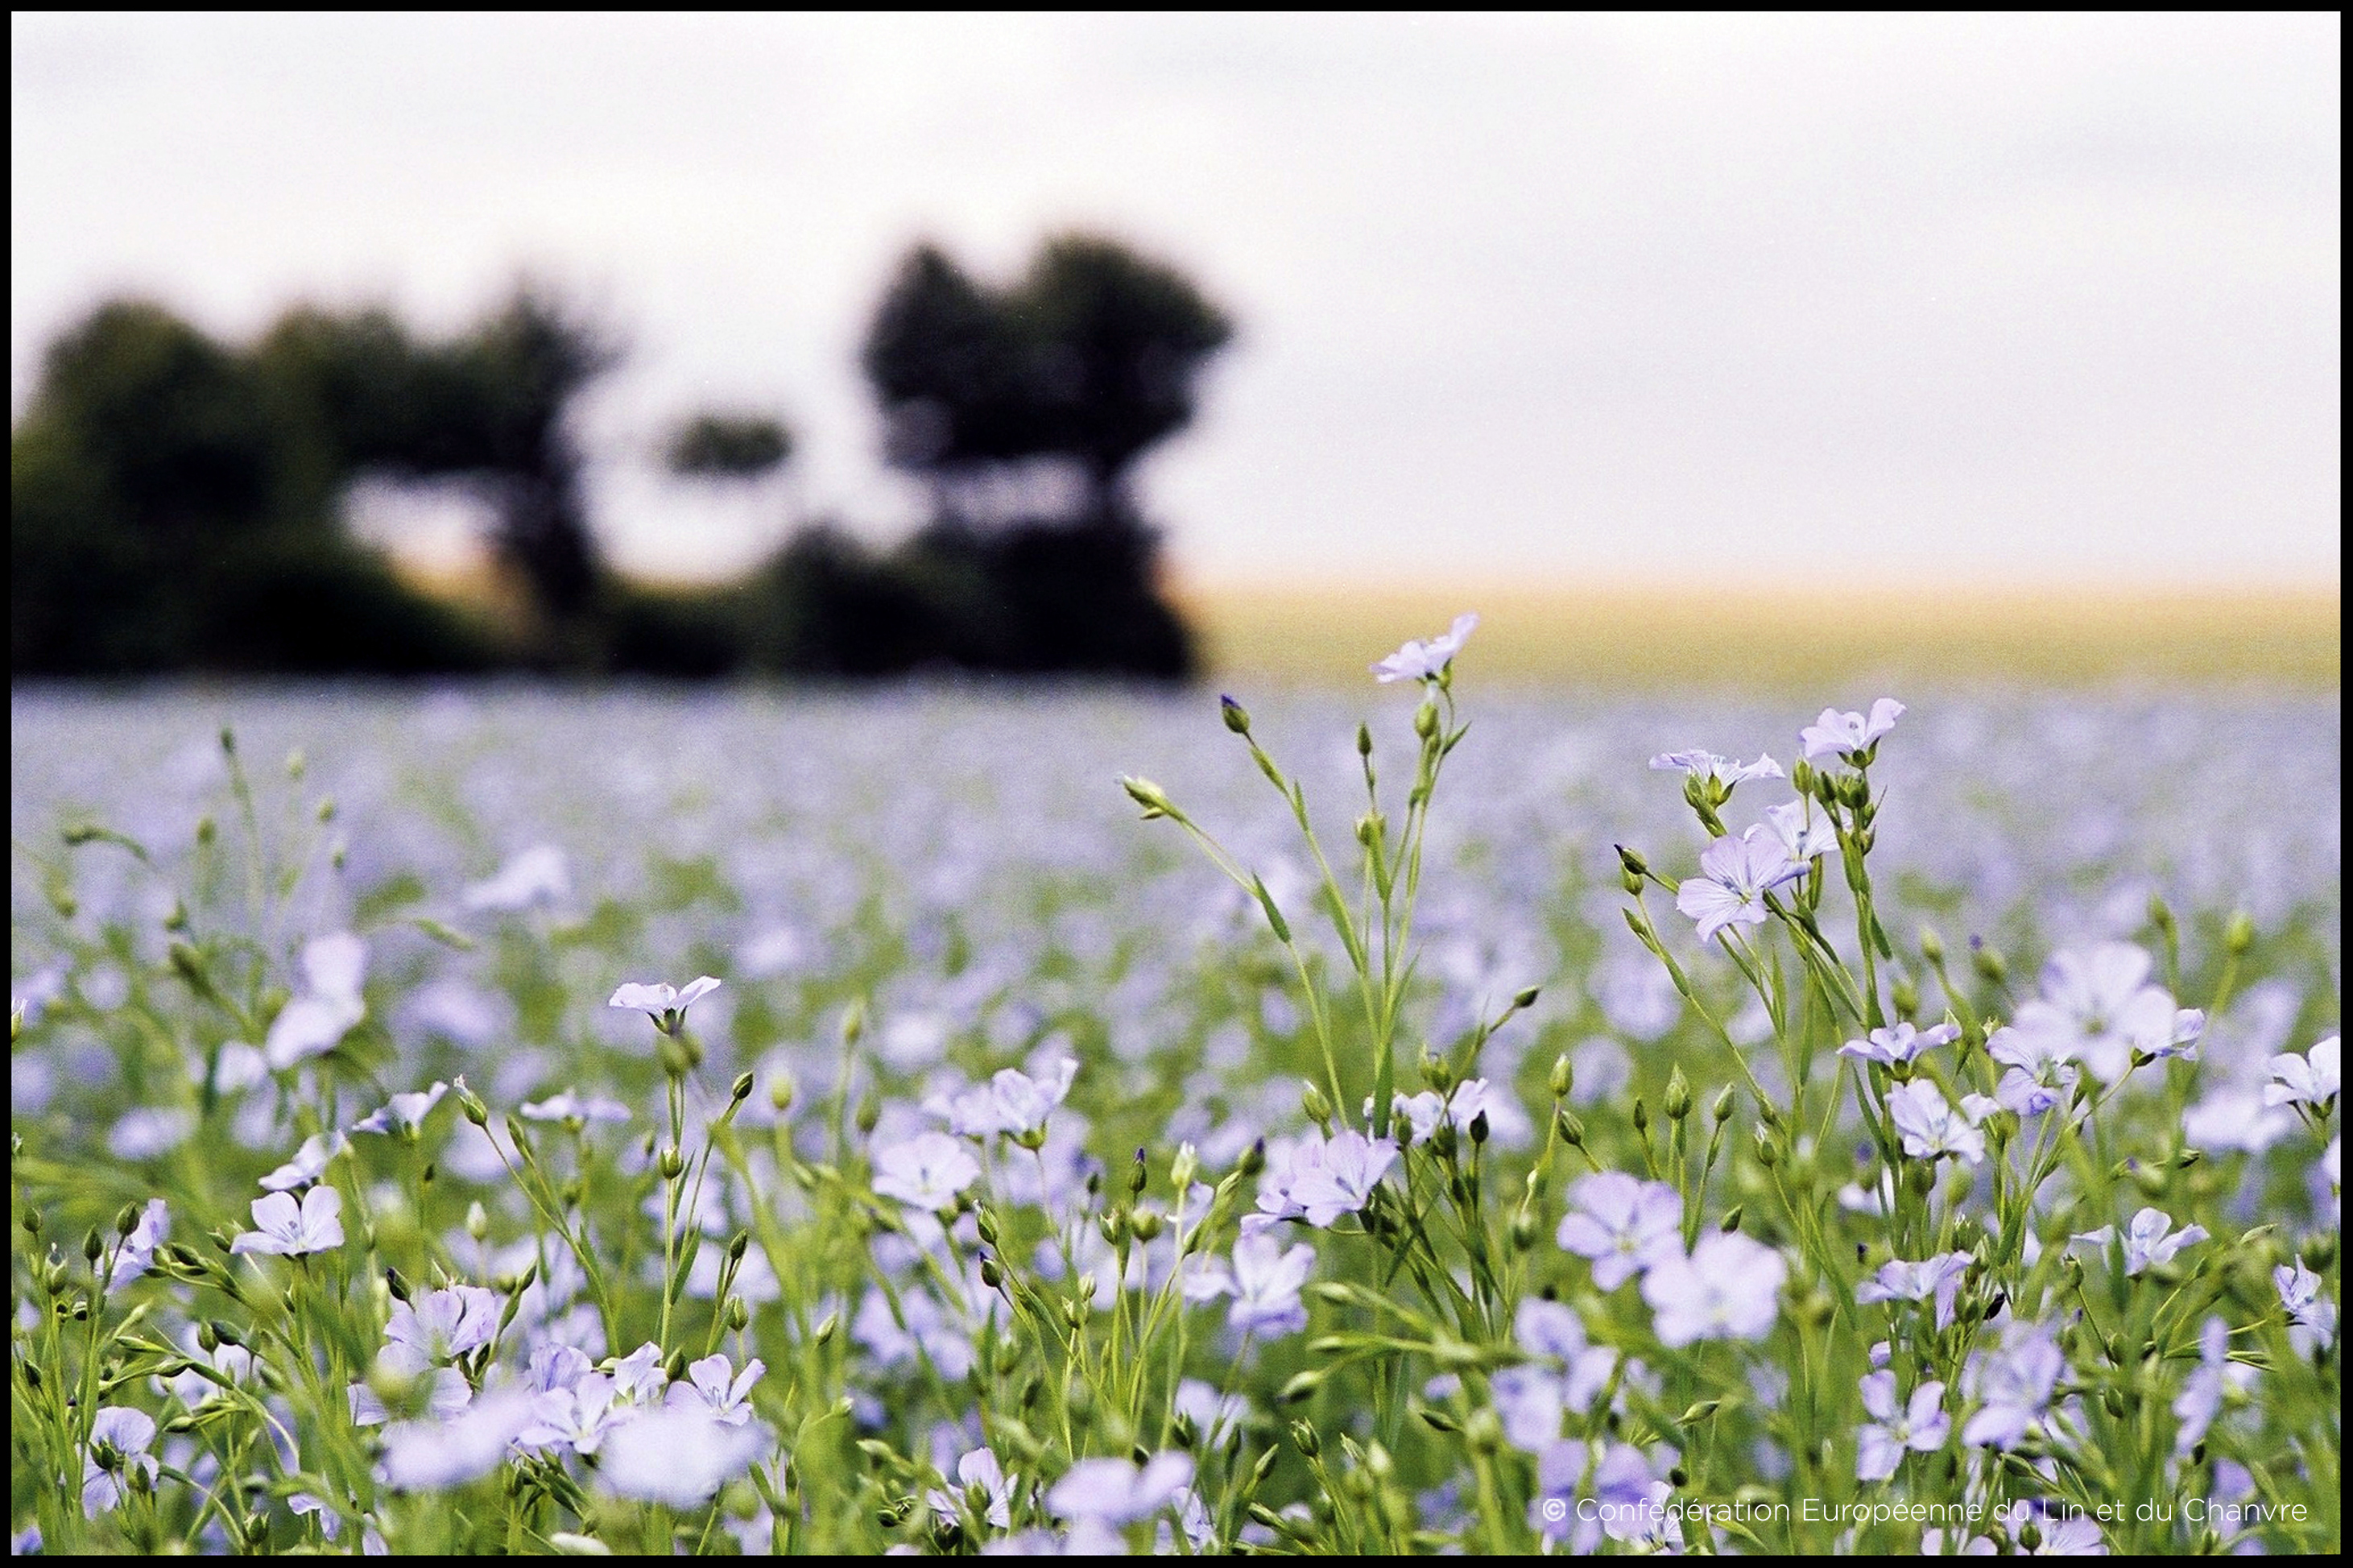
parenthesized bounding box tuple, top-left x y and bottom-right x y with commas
(1176, 581, 2342, 689)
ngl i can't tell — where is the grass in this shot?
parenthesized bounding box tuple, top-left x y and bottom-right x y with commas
(1176, 581, 2342, 689)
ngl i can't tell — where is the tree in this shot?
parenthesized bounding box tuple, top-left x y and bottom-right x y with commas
(664, 412, 794, 478)
(860, 234, 1231, 523)
(10, 299, 491, 674)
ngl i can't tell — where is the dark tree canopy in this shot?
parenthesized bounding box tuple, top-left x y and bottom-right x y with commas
(10, 300, 493, 674)
(12, 286, 619, 674)
(860, 233, 1232, 520)
(664, 412, 794, 478)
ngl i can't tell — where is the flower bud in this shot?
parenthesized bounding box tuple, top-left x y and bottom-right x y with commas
(455, 1079, 490, 1127)
(1412, 701, 1438, 740)
(1131, 1208, 1165, 1243)
(1549, 1053, 1574, 1101)
(1721, 1204, 1743, 1234)
(1241, 1138, 1267, 1178)
(1616, 845, 1648, 878)
(1663, 1068, 1693, 1122)
(1301, 1080, 1333, 1127)
(1170, 1142, 1199, 1193)
(730, 1070, 755, 1107)
(1631, 1097, 1650, 1136)
(813, 1310, 838, 1347)
(1711, 1085, 1737, 1126)
(726, 1295, 751, 1331)
(1121, 776, 1175, 819)
(1220, 695, 1251, 734)
(1970, 942, 2008, 985)
(659, 1146, 687, 1181)
(1463, 1407, 1503, 1454)
(1555, 1109, 1585, 1148)
(84, 1228, 103, 1266)
(2225, 911, 2256, 954)
(1289, 1417, 1322, 1454)
(1918, 926, 1945, 965)
(769, 1070, 796, 1115)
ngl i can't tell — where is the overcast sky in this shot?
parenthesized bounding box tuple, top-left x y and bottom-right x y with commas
(11, 12, 2340, 587)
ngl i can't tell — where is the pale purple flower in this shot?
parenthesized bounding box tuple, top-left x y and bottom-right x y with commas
(1186, 1231, 1316, 1337)
(167, 1322, 254, 1408)
(1799, 698, 1904, 761)
(462, 845, 570, 913)
(665, 1353, 765, 1426)
(1764, 796, 1838, 862)
(264, 932, 367, 1069)
(1556, 1172, 1682, 1289)
(354, 1080, 449, 1136)
(106, 1198, 171, 1291)
(2172, 1318, 2253, 1457)
(1888, 1080, 1993, 1166)
(1492, 1298, 1617, 1450)
(1855, 1252, 1973, 1329)
(930, 1446, 1017, 1531)
(605, 1342, 672, 1405)
(1988, 1499, 2110, 1555)
(231, 1185, 345, 1257)
(81, 1407, 159, 1518)
(2264, 1035, 2339, 1108)
(107, 1107, 195, 1160)
(1855, 1371, 1949, 1480)
(2070, 1207, 2207, 1276)
(854, 1283, 979, 1381)
(1370, 612, 1477, 684)
(1046, 1452, 1193, 1525)
(1640, 1234, 1785, 1347)
(1284, 1130, 1398, 1227)
(1838, 1021, 1961, 1068)
(379, 1388, 533, 1491)
(606, 975, 722, 1032)
(940, 1057, 1079, 1140)
(2004, 942, 2181, 1086)
(519, 1373, 623, 1454)
(208, 1041, 270, 1095)
(350, 1367, 472, 1427)
(1961, 1326, 2064, 1449)
(1382, 1078, 1532, 1150)
(1175, 1380, 1251, 1449)
(525, 1342, 594, 1395)
(2275, 1260, 2336, 1358)
(382, 1285, 502, 1376)
(1528, 1441, 1663, 1549)
(519, 1090, 632, 1124)
(261, 1131, 349, 1192)
(1648, 751, 1784, 788)
(599, 1406, 773, 1505)
(1675, 825, 1802, 942)
(1988, 1024, 2078, 1116)
(872, 1131, 982, 1211)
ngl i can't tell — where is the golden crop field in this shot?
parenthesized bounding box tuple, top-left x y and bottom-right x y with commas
(1177, 581, 2342, 689)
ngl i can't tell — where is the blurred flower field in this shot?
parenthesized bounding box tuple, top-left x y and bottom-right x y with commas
(8, 660, 2341, 1554)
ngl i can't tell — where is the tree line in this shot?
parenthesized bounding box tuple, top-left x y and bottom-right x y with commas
(10, 234, 1230, 679)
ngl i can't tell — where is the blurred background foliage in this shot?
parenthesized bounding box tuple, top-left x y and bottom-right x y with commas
(10, 232, 1228, 679)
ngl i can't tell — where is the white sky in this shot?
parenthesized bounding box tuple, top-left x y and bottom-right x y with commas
(11, 12, 2342, 588)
